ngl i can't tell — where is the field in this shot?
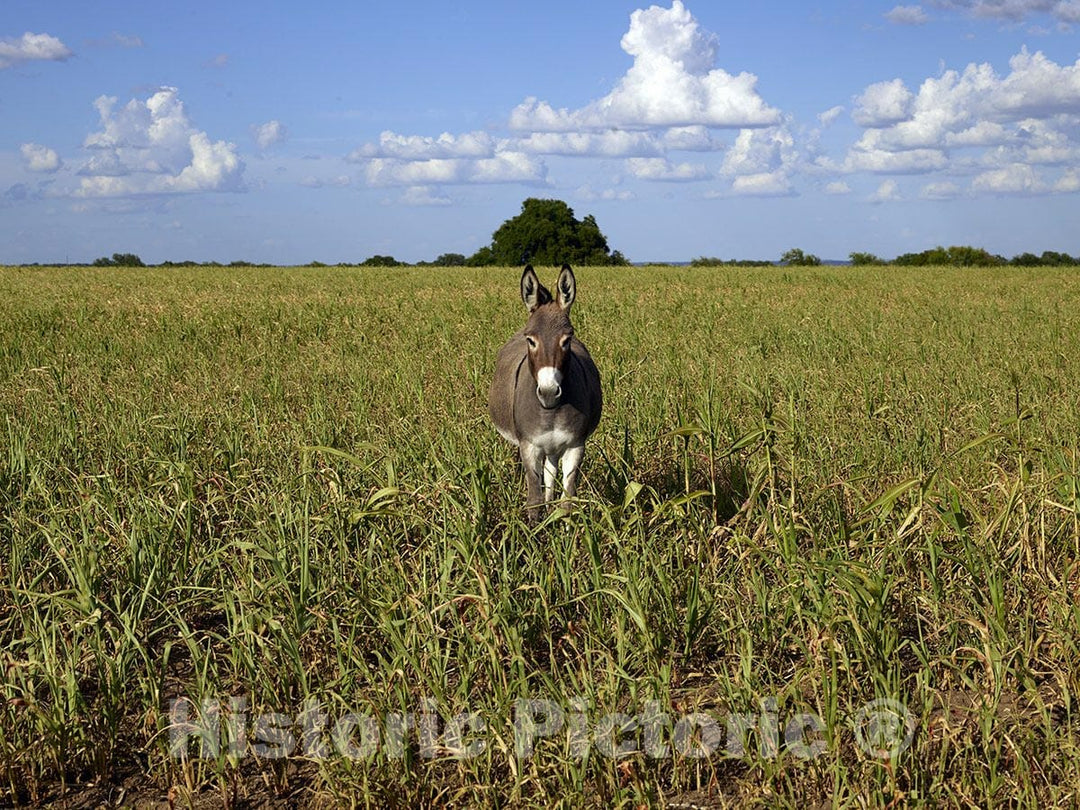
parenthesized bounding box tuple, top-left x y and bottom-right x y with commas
(2, 264, 1079, 807)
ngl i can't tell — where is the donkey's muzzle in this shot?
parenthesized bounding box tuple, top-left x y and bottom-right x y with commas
(535, 366, 563, 409)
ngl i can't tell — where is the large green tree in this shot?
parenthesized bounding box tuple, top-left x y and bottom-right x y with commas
(470, 198, 628, 266)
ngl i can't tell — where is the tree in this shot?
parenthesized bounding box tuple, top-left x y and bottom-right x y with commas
(1038, 250, 1077, 266)
(360, 255, 403, 267)
(432, 253, 466, 266)
(93, 252, 145, 267)
(465, 246, 496, 267)
(1011, 252, 1041, 267)
(469, 198, 627, 266)
(894, 245, 1004, 267)
(780, 248, 821, 267)
(849, 251, 884, 266)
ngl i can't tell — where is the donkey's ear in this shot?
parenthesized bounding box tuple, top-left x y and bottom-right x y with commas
(520, 264, 552, 311)
(556, 264, 576, 311)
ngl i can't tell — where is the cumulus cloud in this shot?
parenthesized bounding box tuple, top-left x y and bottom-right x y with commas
(971, 163, 1045, 193)
(721, 127, 797, 176)
(824, 180, 852, 194)
(731, 171, 794, 196)
(346, 4, 782, 196)
(920, 180, 962, 198)
(818, 106, 845, 126)
(1054, 169, 1080, 191)
(76, 87, 244, 197)
(351, 130, 496, 160)
(869, 179, 902, 202)
(886, 5, 930, 24)
(577, 185, 636, 201)
(852, 79, 914, 127)
(626, 157, 710, 181)
(509, 1, 780, 131)
(512, 126, 724, 157)
(515, 131, 662, 157)
(0, 32, 71, 69)
(830, 47, 1080, 193)
(252, 120, 286, 150)
(20, 143, 62, 172)
(839, 146, 950, 173)
(860, 49, 1080, 140)
(362, 152, 546, 186)
(399, 186, 452, 206)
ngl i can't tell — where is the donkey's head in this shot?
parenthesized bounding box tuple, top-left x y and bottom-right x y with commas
(520, 264, 577, 410)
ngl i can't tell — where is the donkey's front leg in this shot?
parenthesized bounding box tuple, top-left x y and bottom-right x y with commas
(558, 445, 585, 510)
(520, 442, 546, 523)
(543, 456, 558, 504)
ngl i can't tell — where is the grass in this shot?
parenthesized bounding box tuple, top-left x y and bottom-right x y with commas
(1, 263, 1079, 807)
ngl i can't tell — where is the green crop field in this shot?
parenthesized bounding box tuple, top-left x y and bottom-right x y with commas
(2, 264, 1079, 807)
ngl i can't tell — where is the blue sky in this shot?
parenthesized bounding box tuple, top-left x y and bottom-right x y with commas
(2, 1, 1079, 264)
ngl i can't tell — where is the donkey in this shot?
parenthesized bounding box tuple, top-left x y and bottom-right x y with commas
(489, 264, 602, 522)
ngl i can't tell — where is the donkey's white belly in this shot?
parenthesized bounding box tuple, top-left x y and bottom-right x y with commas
(498, 424, 581, 456)
(529, 426, 580, 457)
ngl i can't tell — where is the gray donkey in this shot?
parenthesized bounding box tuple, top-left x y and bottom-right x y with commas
(489, 264, 602, 521)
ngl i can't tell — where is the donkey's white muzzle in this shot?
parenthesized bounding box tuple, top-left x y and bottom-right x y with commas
(536, 366, 563, 409)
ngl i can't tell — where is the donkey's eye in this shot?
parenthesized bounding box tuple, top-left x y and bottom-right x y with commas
(525, 336, 538, 350)
(560, 335, 572, 349)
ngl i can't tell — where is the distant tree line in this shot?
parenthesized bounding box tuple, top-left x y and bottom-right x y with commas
(80, 228, 1076, 271)
(851, 246, 1080, 267)
(693, 246, 1080, 268)
(690, 257, 769, 267)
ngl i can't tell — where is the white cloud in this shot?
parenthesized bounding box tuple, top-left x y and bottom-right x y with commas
(20, 143, 61, 172)
(920, 180, 961, 198)
(626, 157, 710, 181)
(832, 47, 1080, 192)
(944, 120, 1010, 147)
(347, 4, 777, 196)
(731, 171, 794, 196)
(852, 79, 914, 127)
(509, 1, 780, 131)
(400, 186, 452, 206)
(0, 32, 71, 69)
(860, 49, 1080, 139)
(886, 5, 930, 24)
(662, 126, 726, 151)
(721, 127, 796, 176)
(870, 179, 902, 202)
(818, 106, 845, 126)
(1054, 169, 1080, 192)
(824, 180, 852, 194)
(350, 130, 496, 160)
(991, 49, 1080, 119)
(835, 146, 949, 173)
(514, 130, 662, 157)
(577, 185, 636, 201)
(971, 163, 1045, 193)
(252, 120, 286, 150)
(363, 152, 546, 186)
(76, 87, 244, 197)
(512, 126, 723, 157)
